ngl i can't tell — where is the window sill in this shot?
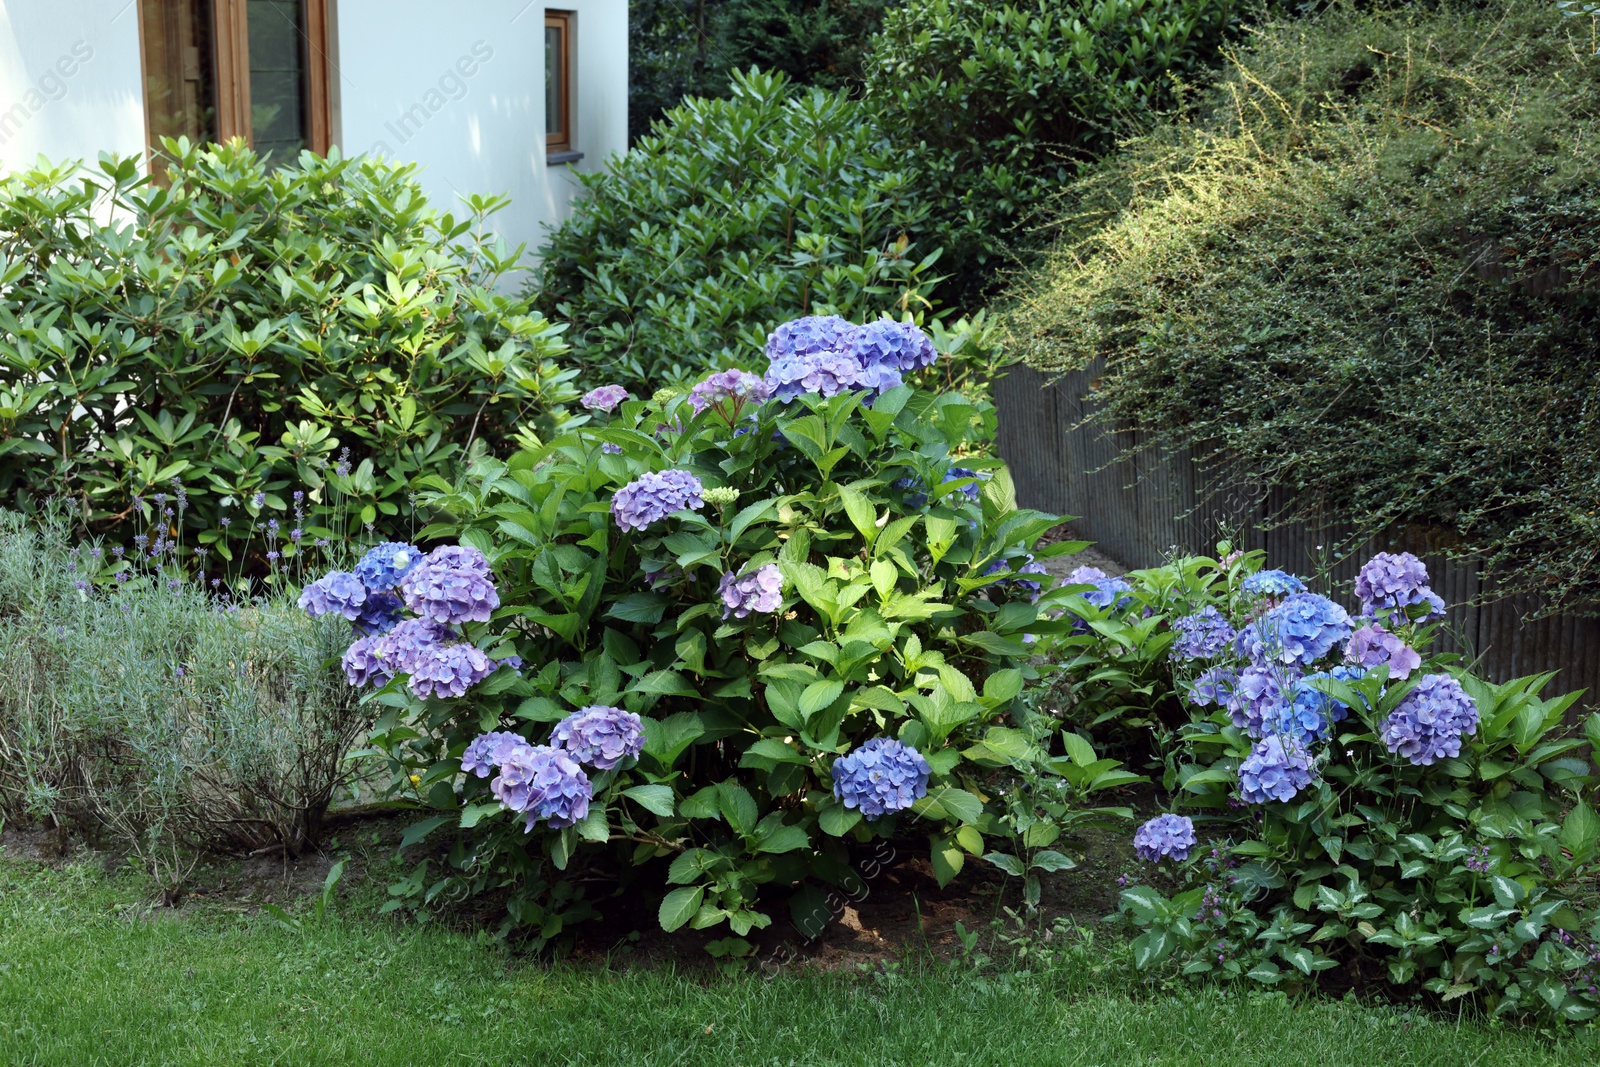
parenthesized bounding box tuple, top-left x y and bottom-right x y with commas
(546, 150, 584, 166)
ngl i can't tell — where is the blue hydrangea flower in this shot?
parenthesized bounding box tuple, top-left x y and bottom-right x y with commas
(853, 360, 905, 402)
(717, 563, 783, 619)
(1252, 593, 1352, 667)
(1134, 814, 1197, 863)
(399, 546, 501, 625)
(1355, 552, 1430, 614)
(1241, 569, 1306, 599)
(1064, 566, 1134, 610)
(1345, 624, 1420, 680)
(491, 742, 593, 830)
(983, 555, 1049, 601)
(1187, 665, 1238, 708)
(1380, 673, 1479, 765)
(461, 730, 528, 778)
(551, 705, 645, 770)
(298, 571, 368, 621)
(941, 468, 981, 505)
(688, 368, 773, 416)
(849, 318, 938, 373)
(832, 738, 931, 820)
(1238, 734, 1317, 804)
(352, 592, 404, 636)
(1227, 664, 1297, 737)
(1170, 607, 1236, 661)
(407, 642, 496, 700)
(353, 542, 421, 592)
(764, 316, 864, 401)
(1276, 666, 1366, 745)
(581, 385, 630, 412)
(611, 469, 706, 532)
(341, 634, 393, 688)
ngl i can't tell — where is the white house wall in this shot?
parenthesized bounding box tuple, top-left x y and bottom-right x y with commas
(0, 0, 145, 171)
(0, 1, 628, 261)
(333, 0, 627, 263)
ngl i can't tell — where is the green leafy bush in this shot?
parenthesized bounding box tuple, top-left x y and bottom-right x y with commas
(534, 69, 976, 393)
(1002, 0, 1600, 612)
(331, 326, 1134, 947)
(0, 509, 366, 888)
(1034, 540, 1600, 1021)
(0, 140, 577, 558)
(864, 0, 1248, 299)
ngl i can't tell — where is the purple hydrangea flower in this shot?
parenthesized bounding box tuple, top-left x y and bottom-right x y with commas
(341, 634, 393, 688)
(461, 730, 528, 778)
(601, 442, 624, 455)
(373, 617, 454, 674)
(581, 385, 630, 413)
(942, 468, 981, 505)
(1252, 594, 1352, 667)
(1170, 607, 1237, 661)
(1355, 552, 1430, 615)
(1187, 665, 1238, 708)
(764, 316, 867, 401)
(399, 546, 501, 625)
(611, 469, 706, 532)
(407, 642, 496, 700)
(1346, 624, 1421, 680)
(983, 555, 1049, 601)
(354, 541, 421, 592)
(849, 318, 938, 373)
(832, 738, 931, 820)
(688, 369, 773, 416)
(551, 705, 645, 770)
(1238, 734, 1317, 804)
(717, 563, 784, 619)
(491, 742, 593, 830)
(1134, 814, 1197, 863)
(352, 592, 404, 636)
(1380, 673, 1479, 765)
(298, 571, 368, 621)
(1240, 569, 1306, 599)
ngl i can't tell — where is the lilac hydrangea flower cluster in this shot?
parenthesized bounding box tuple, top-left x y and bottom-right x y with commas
(688, 368, 773, 416)
(611, 469, 706, 532)
(581, 385, 630, 412)
(1239, 734, 1318, 804)
(764, 315, 939, 403)
(1380, 673, 1479, 765)
(551, 705, 645, 770)
(717, 563, 783, 619)
(1346, 624, 1421, 680)
(1188, 665, 1238, 708)
(298, 571, 369, 621)
(1278, 665, 1366, 745)
(399, 545, 501, 625)
(1251, 594, 1352, 667)
(1227, 665, 1294, 737)
(1170, 606, 1236, 661)
(984, 555, 1049, 601)
(352, 592, 404, 636)
(340, 633, 392, 688)
(408, 641, 496, 700)
(832, 738, 931, 819)
(1241, 569, 1306, 599)
(461, 731, 528, 778)
(1355, 552, 1428, 612)
(1134, 814, 1197, 863)
(490, 741, 593, 830)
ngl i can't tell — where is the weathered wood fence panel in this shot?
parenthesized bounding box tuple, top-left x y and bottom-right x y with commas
(996, 363, 1600, 699)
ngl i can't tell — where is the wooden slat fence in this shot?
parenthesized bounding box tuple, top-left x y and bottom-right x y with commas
(995, 363, 1600, 701)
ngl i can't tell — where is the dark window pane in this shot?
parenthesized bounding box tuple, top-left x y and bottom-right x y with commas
(545, 24, 564, 137)
(139, 0, 218, 148)
(247, 0, 307, 162)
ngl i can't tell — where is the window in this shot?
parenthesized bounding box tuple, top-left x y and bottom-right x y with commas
(545, 10, 579, 163)
(138, 0, 331, 169)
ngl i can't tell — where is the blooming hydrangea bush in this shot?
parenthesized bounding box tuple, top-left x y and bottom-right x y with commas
(1066, 544, 1600, 1023)
(348, 313, 1130, 949)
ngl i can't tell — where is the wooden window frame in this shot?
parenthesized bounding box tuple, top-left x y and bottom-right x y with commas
(138, 0, 332, 168)
(545, 10, 573, 156)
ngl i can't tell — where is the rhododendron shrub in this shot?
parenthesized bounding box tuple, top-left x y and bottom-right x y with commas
(1048, 545, 1600, 1022)
(353, 317, 1132, 948)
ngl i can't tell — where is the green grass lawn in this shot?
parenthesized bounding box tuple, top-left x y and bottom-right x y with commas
(1, 861, 1595, 1067)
